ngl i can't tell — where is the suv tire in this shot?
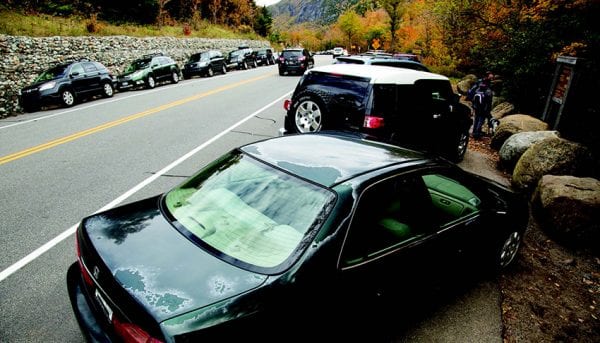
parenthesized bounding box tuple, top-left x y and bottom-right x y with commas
(102, 82, 114, 98)
(171, 71, 180, 84)
(222, 64, 227, 74)
(206, 67, 214, 77)
(242, 61, 248, 70)
(290, 91, 330, 133)
(146, 75, 156, 89)
(448, 129, 469, 162)
(61, 89, 75, 107)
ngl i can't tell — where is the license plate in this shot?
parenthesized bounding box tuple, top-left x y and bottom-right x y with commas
(94, 289, 113, 322)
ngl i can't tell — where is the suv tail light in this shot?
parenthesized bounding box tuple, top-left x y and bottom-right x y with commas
(283, 99, 292, 111)
(364, 115, 385, 129)
(298, 56, 306, 61)
(113, 316, 164, 343)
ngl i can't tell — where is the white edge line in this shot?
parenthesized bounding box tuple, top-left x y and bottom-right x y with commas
(0, 90, 292, 282)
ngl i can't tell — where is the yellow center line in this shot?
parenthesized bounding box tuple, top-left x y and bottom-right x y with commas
(0, 74, 272, 166)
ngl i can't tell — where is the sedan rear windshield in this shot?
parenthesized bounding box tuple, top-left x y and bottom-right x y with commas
(164, 153, 335, 272)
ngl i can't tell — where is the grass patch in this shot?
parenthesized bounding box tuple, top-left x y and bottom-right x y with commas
(0, 9, 262, 40)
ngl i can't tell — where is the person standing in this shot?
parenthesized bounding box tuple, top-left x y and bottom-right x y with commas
(467, 73, 494, 139)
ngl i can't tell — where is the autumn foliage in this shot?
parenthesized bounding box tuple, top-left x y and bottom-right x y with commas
(274, 0, 598, 115)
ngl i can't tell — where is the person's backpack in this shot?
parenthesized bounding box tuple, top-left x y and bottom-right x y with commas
(472, 89, 485, 109)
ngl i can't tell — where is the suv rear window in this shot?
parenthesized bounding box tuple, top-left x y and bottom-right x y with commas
(301, 72, 370, 98)
(283, 50, 303, 58)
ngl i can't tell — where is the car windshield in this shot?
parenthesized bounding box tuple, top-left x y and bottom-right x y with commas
(164, 152, 335, 270)
(34, 65, 68, 82)
(189, 53, 209, 62)
(125, 59, 151, 72)
(230, 50, 244, 57)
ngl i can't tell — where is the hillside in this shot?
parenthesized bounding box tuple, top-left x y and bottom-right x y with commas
(269, 0, 363, 25)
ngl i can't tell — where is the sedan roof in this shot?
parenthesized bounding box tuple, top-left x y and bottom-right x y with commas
(307, 64, 447, 84)
(240, 132, 427, 187)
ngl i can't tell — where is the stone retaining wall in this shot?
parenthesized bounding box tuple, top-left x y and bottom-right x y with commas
(0, 35, 269, 117)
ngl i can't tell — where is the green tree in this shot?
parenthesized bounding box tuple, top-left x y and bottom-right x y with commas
(337, 10, 362, 50)
(254, 6, 273, 37)
(378, 0, 407, 51)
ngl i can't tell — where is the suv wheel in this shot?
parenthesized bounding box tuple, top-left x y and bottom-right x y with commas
(102, 82, 114, 98)
(497, 231, 522, 269)
(291, 92, 329, 133)
(253, 60, 258, 68)
(222, 64, 227, 74)
(206, 67, 214, 77)
(61, 89, 75, 107)
(242, 61, 248, 70)
(146, 75, 156, 89)
(171, 71, 180, 84)
(449, 130, 469, 162)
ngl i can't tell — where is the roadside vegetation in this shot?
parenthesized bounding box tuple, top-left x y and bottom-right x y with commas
(0, 0, 274, 39)
(273, 0, 598, 116)
(0, 9, 258, 39)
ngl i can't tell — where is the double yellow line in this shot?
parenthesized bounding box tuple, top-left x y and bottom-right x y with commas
(0, 74, 271, 166)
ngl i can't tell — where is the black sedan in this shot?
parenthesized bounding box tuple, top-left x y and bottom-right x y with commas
(67, 132, 527, 342)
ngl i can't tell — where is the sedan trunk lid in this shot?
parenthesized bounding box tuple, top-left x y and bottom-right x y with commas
(79, 196, 268, 323)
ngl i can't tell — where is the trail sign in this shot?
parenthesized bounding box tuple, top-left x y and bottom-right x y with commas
(372, 39, 380, 50)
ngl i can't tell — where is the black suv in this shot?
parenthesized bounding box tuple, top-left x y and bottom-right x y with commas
(278, 48, 314, 75)
(334, 55, 430, 72)
(19, 59, 115, 112)
(226, 47, 258, 70)
(256, 48, 275, 66)
(117, 53, 181, 90)
(283, 64, 472, 161)
(183, 50, 227, 79)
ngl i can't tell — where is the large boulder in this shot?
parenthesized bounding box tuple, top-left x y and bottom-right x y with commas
(491, 102, 514, 120)
(457, 74, 477, 94)
(457, 79, 473, 95)
(532, 175, 600, 251)
(490, 114, 549, 150)
(499, 131, 560, 172)
(512, 137, 593, 192)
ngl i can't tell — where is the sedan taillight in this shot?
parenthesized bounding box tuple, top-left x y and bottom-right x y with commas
(113, 316, 164, 343)
(364, 115, 385, 129)
(75, 234, 94, 287)
(283, 99, 292, 111)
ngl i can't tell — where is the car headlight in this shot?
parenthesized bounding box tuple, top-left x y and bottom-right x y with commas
(39, 81, 56, 91)
(131, 70, 144, 80)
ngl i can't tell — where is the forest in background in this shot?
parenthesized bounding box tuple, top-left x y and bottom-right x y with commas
(273, 0, 598, 116)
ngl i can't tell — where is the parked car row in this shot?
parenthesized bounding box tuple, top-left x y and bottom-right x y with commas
(19, 47, 277, 113)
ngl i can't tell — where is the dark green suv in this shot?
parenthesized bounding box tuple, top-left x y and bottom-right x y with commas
(19, 59, 115, 112)
(117, 53, 181, 90)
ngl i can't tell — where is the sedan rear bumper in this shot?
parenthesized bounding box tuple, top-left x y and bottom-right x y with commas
(66, 262, 114, 343)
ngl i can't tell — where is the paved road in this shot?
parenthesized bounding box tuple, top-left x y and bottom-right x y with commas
(0, 55, 502, 342)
